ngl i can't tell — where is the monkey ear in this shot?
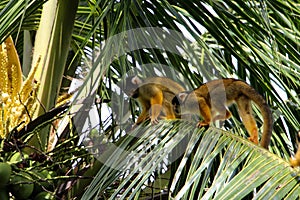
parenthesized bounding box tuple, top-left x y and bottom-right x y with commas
(177, 92, 188, 103)
(131, 75, 142, 85)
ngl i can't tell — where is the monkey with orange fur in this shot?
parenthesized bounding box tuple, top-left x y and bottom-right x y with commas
(124, 76, 185, 125)
(172, 78, 273, 149)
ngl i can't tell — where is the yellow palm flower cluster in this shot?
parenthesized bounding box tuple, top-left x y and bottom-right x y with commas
(0, 36, 39, 138)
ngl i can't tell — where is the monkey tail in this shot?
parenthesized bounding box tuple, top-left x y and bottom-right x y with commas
(238, 81, 273, 149)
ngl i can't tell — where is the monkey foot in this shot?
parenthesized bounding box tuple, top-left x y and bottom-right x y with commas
(131, 124, 137, 130)
(290, 158, 300, 167)
(248, 136, 258, 145)
(197, 122, 210, 128)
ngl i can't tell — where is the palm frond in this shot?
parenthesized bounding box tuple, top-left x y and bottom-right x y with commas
(1, 0, 300, 198)
(0, 0, 45, 43)
(82, 121, 299, 199)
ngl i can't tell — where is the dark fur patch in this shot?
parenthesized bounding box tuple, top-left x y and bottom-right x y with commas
(172, 95, 181, 115)
(172, 95, 181, 105)
(131, 88, 139, 98)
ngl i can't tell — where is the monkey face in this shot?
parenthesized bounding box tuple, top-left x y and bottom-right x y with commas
(172, 95, 182, 116)
(123, 76, 141, 98)
(124, 87, 137, 97)
(172, 91, 199, 116)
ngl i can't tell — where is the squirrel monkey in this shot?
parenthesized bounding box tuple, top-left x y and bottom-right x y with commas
(124, 76, 185, 125)
(172, 78, 273, 149)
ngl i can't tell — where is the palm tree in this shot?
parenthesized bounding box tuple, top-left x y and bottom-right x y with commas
(0, 0, 299, 199)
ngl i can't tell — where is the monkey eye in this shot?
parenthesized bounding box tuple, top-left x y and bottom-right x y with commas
(172, 96, 181, 105)
(173, 104, 181, 115)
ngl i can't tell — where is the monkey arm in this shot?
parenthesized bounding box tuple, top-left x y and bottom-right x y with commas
(236, 95, 259, 145)
(197, 97, 211, 127)
(135, 97, 150, 125)
(149, 91, 164, 124)
(135, 108, 149, 125)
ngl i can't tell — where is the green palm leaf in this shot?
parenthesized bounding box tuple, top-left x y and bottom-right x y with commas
(82, 122, 299, 199)
(0, 0, 299, 199)
(0, 0, 45, 43)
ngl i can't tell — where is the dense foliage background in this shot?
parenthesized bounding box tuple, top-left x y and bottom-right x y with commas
(0, 0, 299, 199)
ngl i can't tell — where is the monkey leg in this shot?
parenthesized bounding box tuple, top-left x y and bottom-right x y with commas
(197, 97, 211, 127)
(162, 101, 176, 119)
(290, 144, 300, 167)
(161, 92, 180, 119)
(149, 91, 164, 124)
(236, 96, 259, 144)
(212, 109, 232, 122)
(135, 108, 150, 125)
(210, 95, 232, 122)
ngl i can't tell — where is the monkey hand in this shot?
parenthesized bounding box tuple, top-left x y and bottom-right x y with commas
(151, 117, 159, 125)
(196, 121, 210, 128)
